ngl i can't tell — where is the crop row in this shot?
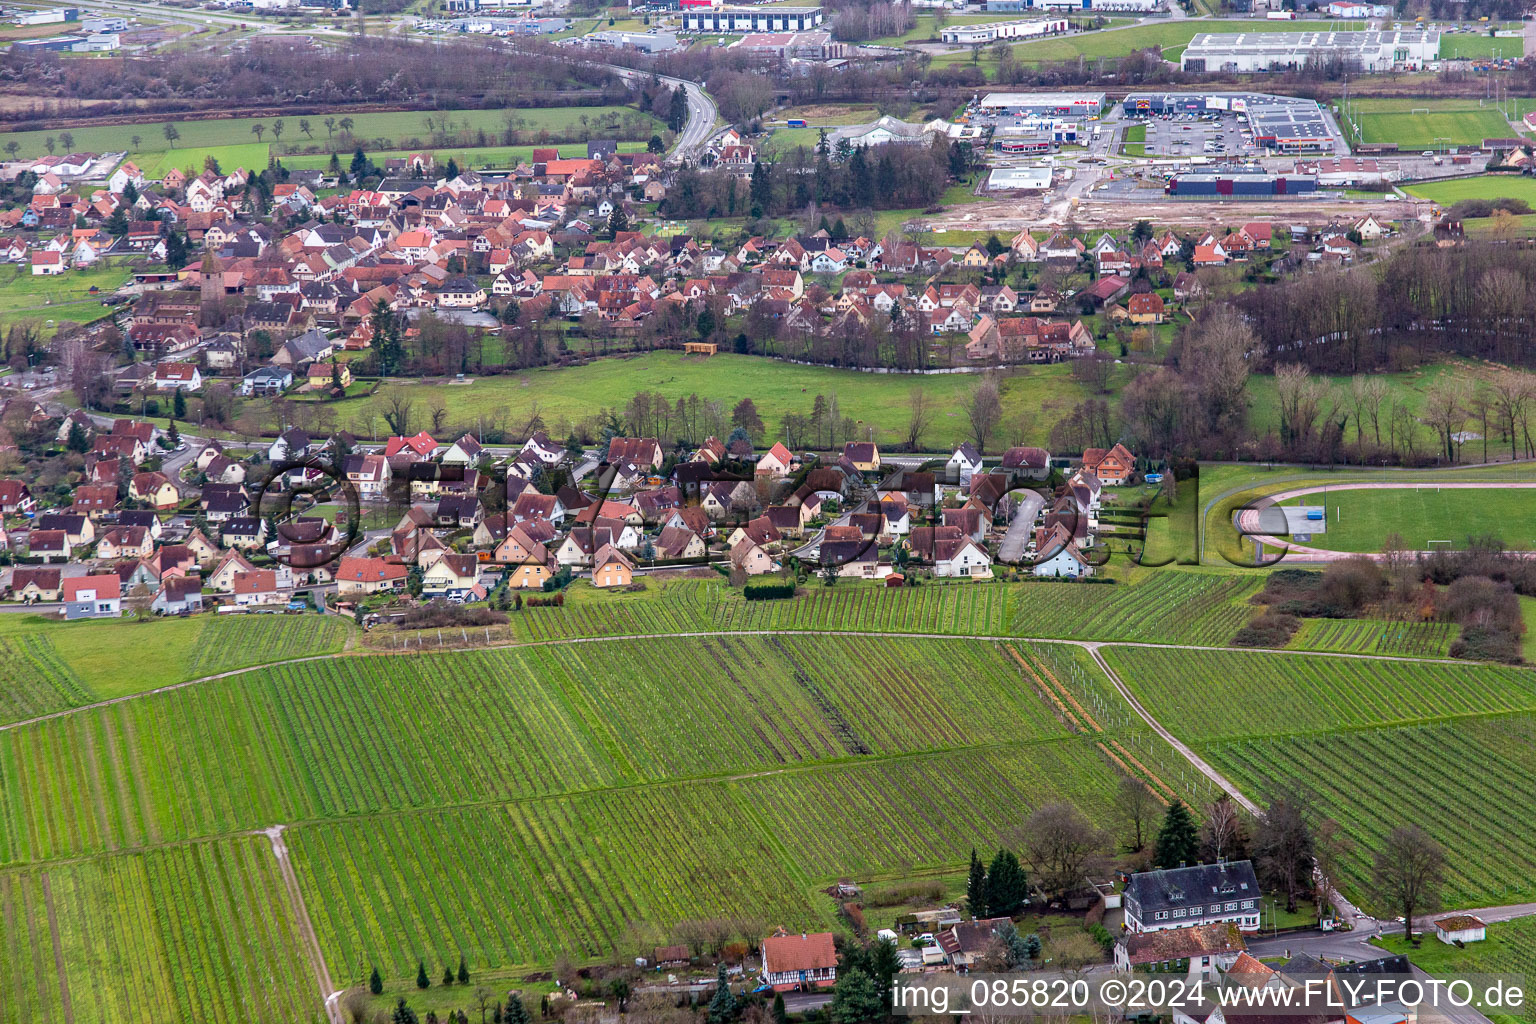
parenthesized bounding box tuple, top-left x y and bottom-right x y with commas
(184, 614, 351, 677)
(1206, 715, 1536, 910)
(0, 636, 1075, 865)
(1290, 618, 1455, 658)
(505, 573, 1261, 647)
(733, 739, 1122, 881)
(289, 782, 819, 983)
(0, 837, 321, 1024)
(1103, 646, 1536, 743)
(0, 633, 91, 723)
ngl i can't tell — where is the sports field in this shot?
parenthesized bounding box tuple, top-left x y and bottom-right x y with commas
(1405, 174, 1536, 208)
(1279, 486, 1536, 552)
(1007, 18, 1333, 63)
(1349, 98, 1522, 149)
(1439, 29, 1524, 59)
(1, 106, 658, 161)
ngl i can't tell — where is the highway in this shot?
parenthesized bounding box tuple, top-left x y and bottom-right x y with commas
(603, 64, 718, 164)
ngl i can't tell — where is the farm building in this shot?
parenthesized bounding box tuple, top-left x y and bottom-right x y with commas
(761, 931, 838, 991)
(1180, 30, 1439, 74)
(826, 116, 951, 150)
(1434, 915, 1486, 944)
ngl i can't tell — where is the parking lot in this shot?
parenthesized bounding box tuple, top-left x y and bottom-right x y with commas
(1136, 112, 1261, 159)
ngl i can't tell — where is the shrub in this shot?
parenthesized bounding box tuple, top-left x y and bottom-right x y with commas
(1232, 611, 1300, 648)
(744, 581, 795, 601)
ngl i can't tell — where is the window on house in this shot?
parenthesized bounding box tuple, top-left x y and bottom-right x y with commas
(1225, 902, 1238, 912)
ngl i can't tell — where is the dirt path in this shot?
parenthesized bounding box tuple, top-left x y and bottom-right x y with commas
(262, 826, 342, 1024)
(1237, 481, 1536, 561)
(1083, 643, 1260, 815)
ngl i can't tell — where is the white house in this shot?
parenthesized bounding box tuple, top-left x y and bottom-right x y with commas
(947, 443, 984, 485)
(1434, 915, 1486, 945)
(934, 536, 992, 579)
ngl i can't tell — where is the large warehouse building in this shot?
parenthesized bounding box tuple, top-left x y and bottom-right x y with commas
(1180, 29, 1439, 73)
(1165, 172, 1318, 197)
(977, 91, 1106, 118)
(681, 5, 822, 32)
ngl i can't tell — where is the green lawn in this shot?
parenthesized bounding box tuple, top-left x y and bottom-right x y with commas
(139, 142, 272, 179)
(328, 351, 1121, 449)
(1405, 175, 1536, 208)
(282, 142, 650, 174)
(0, 262, 132, 335)
(1439, 30, 1524, 59)
(1121, 122, 1146, 156)
(2, 106, 658, 162)
(1347, 98, 1525, 149)
(1522, 596, 1536, 663)
(763, 126, 822, 156)
(1277, 486, 1536, 552)
(1373, 919, 1536, 1024)
(1010, 18, 1324, 63)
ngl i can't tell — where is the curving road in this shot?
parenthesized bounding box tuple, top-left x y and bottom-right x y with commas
(602, 64, 717, 164)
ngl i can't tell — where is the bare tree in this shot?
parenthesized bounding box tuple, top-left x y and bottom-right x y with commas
(1252, 796, 1314, 914)
(1017, 802, 1109, 901)
(1423, 376, 1472, 463)
(1487, 369, 1533, 462)
(1311, 818, 1353, 919)
(1199, 794, 1247, 863)
(904, 389, 933, 452)
(1275, 363, 1325, 451)
(1114, 774, 1156, 854)
(1370, 825, 1446, 944)
(965, 376, 1003, 454)
(379, 389, 416, 436)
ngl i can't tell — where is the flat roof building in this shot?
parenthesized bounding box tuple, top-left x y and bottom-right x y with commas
(987, 164, 1054, 191)
(977, 91, 1106, 118)
(1180, 29, 1439, 73)
(681, 5, 822, 32)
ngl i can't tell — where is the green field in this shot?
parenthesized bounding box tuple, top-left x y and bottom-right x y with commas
(1121, 122, 1146, 156)
(0, 262, 133, 335)
(138, 142, 272, 179)
(1278, 486, 1536, 552)
(2, 633, 1172, 1001)
(1405, 175, 1536, 208)
(2, 106, 659, 162)
(0, 837, 325, 1024)
(1107, 646, 1536, 909)
(1007, 18, 1328, 63)
(1439, 30, 1524, 59)
(337, 351, 1125, 450)
(0, 613, 352, 725)
(1348, 98, 1522, 149)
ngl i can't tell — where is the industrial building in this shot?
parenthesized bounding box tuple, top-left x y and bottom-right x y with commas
(1165, 172, 1318, 197)
(1180, 29, 1439, 73)
(680, 5, 822, 32)
(977, 91, 1105, 118)
(826, 115, 950, 149)
(940, 17, 1067, 44)
(993, 120, 1081, 151)
(987, 164, 1054, 191)
(584, 29, 680, 51)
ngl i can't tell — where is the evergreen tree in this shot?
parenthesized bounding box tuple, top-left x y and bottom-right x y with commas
(442, 964, 454, 986)
(457, 956, 469, 985)
(1023, 932, 1042, 964)
(706, 964, 737, 1023)
(985, 849, 1028, 917)
(122, 179, 139, 204)
(771, 993, 787, 1024)
(503, 994, 530, 1024)
(749, 160, 772, 215)
(1154, 799, 1201, 869)
(607, 205, 629, 236)
(828, 967, 883, 1024)
(648, 134, 665, 154)
(668, 88, 688, 134)
(416, 960, 430, 989)
(164, 230, 188, 270)
(65, 419, 89, 453)
(967, 848, 988, 917)
(370, 966, 383, 995)
(372, 300, 403, 376)
(393, 997, 420, 1024)
(445, 157, 460, 180)
(172, 388, 186, 419)
(351, 145, 370, 181)
(330, 358, 343, 392)
(696, 307, 716, 342)
(167, 419, 180, 446)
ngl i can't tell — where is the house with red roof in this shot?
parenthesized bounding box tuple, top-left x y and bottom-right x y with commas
(760, 931, 837, 992)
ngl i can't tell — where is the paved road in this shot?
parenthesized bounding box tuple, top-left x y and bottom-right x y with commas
(603, 64, 717, 164)
(997, 490, 1044, 564)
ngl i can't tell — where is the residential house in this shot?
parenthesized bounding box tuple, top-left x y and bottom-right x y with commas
(1082, 443, 1135, 486)
(131, 471, 179, 509)
(947, 443, 984, 486)
(335, 555, 409, 595)
(1123, 860, 1263, 934)
(27, 529, 70, 562)
(729, 537, 775, 575)
(231, 569, 285, 606)
(1001, 446, 1052, 482)
(591, 544, 636, 588)
(63, 574, 121, 619)
(842, 441, 880, 473)
(1114, 923, 1246, 975)
(1032, 524, 1093, 579)
(151, 576, 205, 615)
(10, 566, 62, 602)
(421, 553, 480, 597)
(761, 932, 838, 992)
